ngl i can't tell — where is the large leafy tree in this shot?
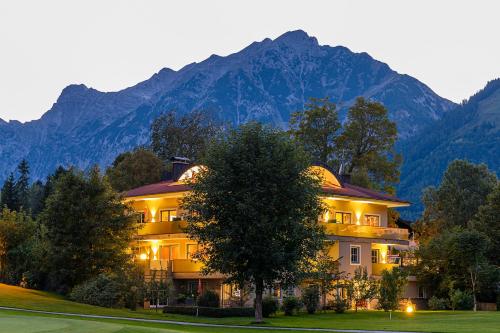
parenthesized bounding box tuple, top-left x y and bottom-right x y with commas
(415, 160, 497, 241)
(0, 173, 18, 211)
(0, 208, 36, 282)
(40, 167, 138, 293)
(446, 229, 491, 311)
(470, 184, 500, 265)
(336, 97, 401, 193)
(106, 148, 164, 192)
(182, 122, 325, 322)
(289, 98, 341, 166)
(151, 111, 218, 163)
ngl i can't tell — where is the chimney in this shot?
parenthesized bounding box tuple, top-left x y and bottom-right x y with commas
(171, 157, 191, 180)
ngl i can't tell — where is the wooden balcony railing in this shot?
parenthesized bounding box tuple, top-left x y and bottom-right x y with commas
(324, 223, 408, 241)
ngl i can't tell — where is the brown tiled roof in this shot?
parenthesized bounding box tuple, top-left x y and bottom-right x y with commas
(125, 180, 190, 197)
(126, 179, 408, 205)
(322, 183, 409, 204)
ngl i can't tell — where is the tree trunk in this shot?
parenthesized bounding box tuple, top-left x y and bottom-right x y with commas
(254, 278, 264, 323)
(471, 270, 477, 312)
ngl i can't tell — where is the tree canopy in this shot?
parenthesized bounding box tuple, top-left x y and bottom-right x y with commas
(39, 167, 138, 293)
(289, 97, 400, 193)
(289, 98, 340, 166)
(182, 122, 325, 322)
(106, 147, 164, 192)
(150, 111, 218, 163)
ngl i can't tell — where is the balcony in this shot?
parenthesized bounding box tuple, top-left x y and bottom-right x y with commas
(172, 259, 204, 273)
(324, 223, 408, 241)
(137, 220, 188, 236)
(372, 263, 400, 276)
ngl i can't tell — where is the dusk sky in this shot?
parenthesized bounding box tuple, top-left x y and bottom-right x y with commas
(1, 0, 499, 122)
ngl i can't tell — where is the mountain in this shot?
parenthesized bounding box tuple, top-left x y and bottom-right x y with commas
(0, 30, 455, 185)
(398, 79, 500, 218)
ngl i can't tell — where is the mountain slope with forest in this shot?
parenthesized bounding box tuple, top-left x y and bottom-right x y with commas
(398, 79, 500, 218)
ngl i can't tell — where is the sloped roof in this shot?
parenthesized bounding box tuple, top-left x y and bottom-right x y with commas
(125, 180, 190, 197)
(124, 165, 409, 206)
(322, 183, 409, 204)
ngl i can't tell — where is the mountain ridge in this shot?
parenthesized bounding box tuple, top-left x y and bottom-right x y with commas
(0, 30, 456, 201)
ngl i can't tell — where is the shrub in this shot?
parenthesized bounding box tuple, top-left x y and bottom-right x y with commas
(69, 273, 126, 308)
(261, 296, 279, 318)
(198, 290, 220, 308)
(428, 296, 449, 310)
(163, 306, 254, 317)
(282, 296, 302, 316)
(450, 290, 474, 310)
(301, 285, 320, 314)
(329, 296, 349, 314)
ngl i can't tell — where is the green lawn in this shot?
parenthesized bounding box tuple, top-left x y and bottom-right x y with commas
(0, 283, 499, 333)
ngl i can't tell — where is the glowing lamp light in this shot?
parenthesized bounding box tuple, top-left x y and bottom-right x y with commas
(355, 212, 361, 225)
(324, 211, 330, 222)
(151, 240, 159, 260)
(139, 253, 148, 261)
(406, 303, 415, 313)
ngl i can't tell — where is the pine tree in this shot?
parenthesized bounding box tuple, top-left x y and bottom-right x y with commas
(1, 173, 19, 211)
(15, 159, 30, 211)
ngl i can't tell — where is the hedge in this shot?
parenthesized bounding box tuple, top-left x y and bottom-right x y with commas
(163, 306, 254, 317)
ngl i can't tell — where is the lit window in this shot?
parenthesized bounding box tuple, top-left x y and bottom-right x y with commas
(364, 214, 380, 227)
(187, 244, 198, 259)
(136, 212, 146, 223)
(335, 212, 352, 224)
(350, 245, 361, 265)
(160, 209, 177, 222)
(371, 249, 379, 263)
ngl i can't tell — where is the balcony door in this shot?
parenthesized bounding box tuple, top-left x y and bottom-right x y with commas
(159, 244, 180, 261)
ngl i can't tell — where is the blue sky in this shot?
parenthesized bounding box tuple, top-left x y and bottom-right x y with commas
(1, 0, 499, 122)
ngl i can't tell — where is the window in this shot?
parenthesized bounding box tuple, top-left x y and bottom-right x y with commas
(159, 244, 180, 260)
(364, 214, 380, 227)
(418, 286, 427, 299)
(160, 209, 177, 222)
(335, 212, 352, 224)
(187, 244, 198, 259)
(371, 249, 380, 263)
(136, 212, 146, 223)
(350, 245, 361, 265)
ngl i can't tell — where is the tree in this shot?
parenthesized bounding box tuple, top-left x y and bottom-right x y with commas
(336, 97, 401, 193)
(289, 98, 341, 166)
(447, 229, 491, 311)
(15, 159, 30, 211)
(0, 173, 18, 211)
(305, 250, 340, 309)
(182, 122, 325, 322)
(39, 167, 138, 293)
(0, 208, 36, 282)
(151, 111, 218, 163)
(470, 184, 500, 265)
(416, 160, 497, 241)
(345, 266, 378, 312)
(106, 148, 164, 192)
(378, 267, 408, 311)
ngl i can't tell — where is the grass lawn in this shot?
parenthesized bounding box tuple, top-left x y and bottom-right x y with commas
(0, 283, 499, 333)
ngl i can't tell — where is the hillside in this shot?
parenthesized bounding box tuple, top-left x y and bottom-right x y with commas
(0, 30, 454, 184)
(398, 79, 500, 218)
